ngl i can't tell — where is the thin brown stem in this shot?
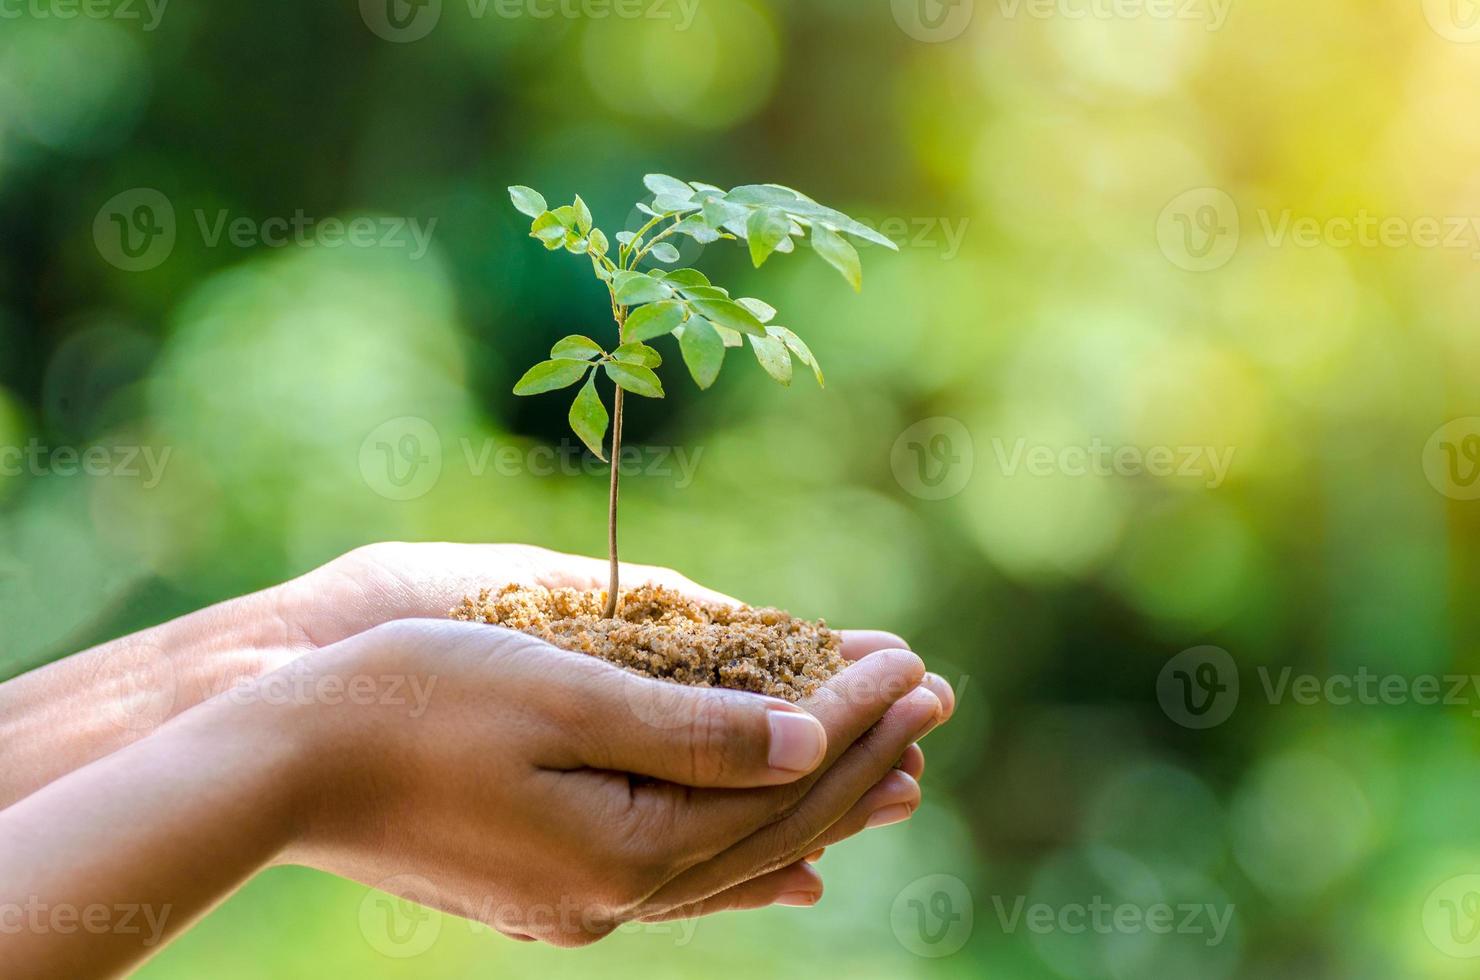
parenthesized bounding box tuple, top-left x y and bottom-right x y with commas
(604, 386, 625, 619)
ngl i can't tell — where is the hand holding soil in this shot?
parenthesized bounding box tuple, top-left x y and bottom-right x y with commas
(0, 541, 955, 973)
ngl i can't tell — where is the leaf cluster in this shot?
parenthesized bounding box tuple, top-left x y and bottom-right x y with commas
(508, 176, 895, 457)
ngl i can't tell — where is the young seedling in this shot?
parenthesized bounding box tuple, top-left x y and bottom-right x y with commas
(508, 175, 896, 617)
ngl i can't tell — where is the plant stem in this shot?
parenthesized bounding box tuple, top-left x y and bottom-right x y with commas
(604, 385, 624, 619)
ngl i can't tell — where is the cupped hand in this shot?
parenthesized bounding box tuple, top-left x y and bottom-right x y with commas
(274, 616, 946, 946)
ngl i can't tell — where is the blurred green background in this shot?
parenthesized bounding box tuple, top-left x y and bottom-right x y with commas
(4, 0, 1480, 976)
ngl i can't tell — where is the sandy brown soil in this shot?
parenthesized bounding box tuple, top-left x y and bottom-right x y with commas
(450, 584, 847, 701)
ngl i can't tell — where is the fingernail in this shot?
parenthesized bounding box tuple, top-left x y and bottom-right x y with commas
(866, 803, 913, 829)
(768, 711, 826, 773)
(777, 891, 820, 907)
(921, 672, 955, 717)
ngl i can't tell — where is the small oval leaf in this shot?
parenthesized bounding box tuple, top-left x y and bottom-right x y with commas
(604, 361, 665, 398)
(513, 358, 590, 395)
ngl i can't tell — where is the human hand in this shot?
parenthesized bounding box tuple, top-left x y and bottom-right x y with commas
(266, 616, 946, 944)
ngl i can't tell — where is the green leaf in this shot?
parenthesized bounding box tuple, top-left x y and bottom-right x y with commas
(551, 335, 603, 360)
(644, 174, 695, 200)
(587, 227, 609, 255)
(713, 324, 745, 348)
(623, 299, 686, 342)
(612, 271, 674, 305)
(513, 358, 590, 395)
(678, 316, 725, 389)
(811, 223, 862, 291)
(747, 207, 792, 267)
(769, 326, 823, 386)
(689, 297, 767, 336)
(674, 214, 721, 244)
(727, 184, 800, 207)
(613, 342, 662, 368)
(509, 185, 547, 219)
(649, 242, 681, 264)
(551, 205, 580, 230)
(735, 297, 777, 324)
(573, 195, 593, 234)
(664, 268, 711, 288)
(531, 212, 567, 248)
(679, 284, 730, 301)
(616, 231, 637, 246)
(704, 197, 747, 230)
(604, 361, 664, 398)
(788, 202, 898, 251)
(563, 236, 589, 254)
(749, 332, 793, 386)
(652, 196, 702, 215)
(568, 374, 609, 461)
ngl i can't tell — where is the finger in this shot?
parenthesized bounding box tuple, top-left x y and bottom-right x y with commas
(558, 672, 829, 788)
(810, 769, 921, 848)
(898, 743, 925, 779)
(639, 861, 823, 922)
(918, 672, 956, 723)
(654, 648, 927, 846)
(641, 687, 943, 913)
(839, 630, 911, 661)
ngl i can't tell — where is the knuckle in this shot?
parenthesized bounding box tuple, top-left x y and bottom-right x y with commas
(684, 695, 738, 784)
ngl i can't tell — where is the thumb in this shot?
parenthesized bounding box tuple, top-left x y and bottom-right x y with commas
(576, 673, 829, 789)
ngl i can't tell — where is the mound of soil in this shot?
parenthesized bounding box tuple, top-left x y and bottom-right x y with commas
(449, 584, 847, 701)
